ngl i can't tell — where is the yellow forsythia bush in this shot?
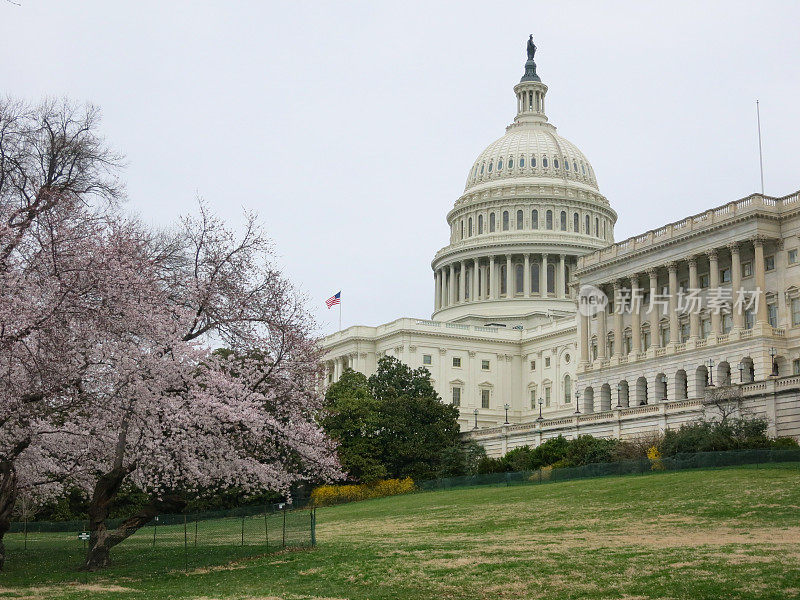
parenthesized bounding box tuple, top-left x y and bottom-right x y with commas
(311, 477, 416, 507)
(647, 445, 665, 471)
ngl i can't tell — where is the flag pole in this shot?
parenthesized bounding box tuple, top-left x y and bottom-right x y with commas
(339, 294, 342, 332)
(756, 99, 765, 195)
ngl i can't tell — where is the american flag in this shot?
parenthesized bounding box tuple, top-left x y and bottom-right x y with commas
(325, 291, 341, 309)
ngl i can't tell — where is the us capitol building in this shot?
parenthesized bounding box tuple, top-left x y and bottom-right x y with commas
(322, 39, 800, 456)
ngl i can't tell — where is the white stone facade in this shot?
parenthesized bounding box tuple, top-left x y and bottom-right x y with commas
(322, 45, 800, 454)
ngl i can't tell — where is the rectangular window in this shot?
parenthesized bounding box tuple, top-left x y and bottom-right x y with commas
(660, 326, 669, 348)
(481, 388, 490, 409)
(720, 268, 731, 283)
(530, 360, 536, 371)
(624, 335, 632, 355)
(699, 273, 710, 288)
(792, 299, 800, 327)
(681, 322, 690, 343)
(745, 310, 755, 330)
(452, 357, 461, 368)
(768, 304, 778, 328)
(451, 387, 461, 407)
(701, 319, 711, 339)
(530, 389, 536, 409)
(722, 313, 732, 334)
(794, 359, 800, 376)
(423, 354, 432, 365)
(642, 331, 650, 351)
(679, 279, 689, 292)
(481, 359, 490, 370)
(545, 357, 551, 367)
(789, 249, 798, 265)
(765, 255, 775, 271)
(545, 387, 551, 407)
(742, 261, 752, 278)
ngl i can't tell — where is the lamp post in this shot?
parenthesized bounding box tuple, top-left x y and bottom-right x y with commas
(616, 383, 623, 408)
(504, 403, 510, 425)
(574, 389, 581, 414)
(706, 358, 715, 386)
(769, 347, 778, 376)
(738, 361, 745, 383)
(473, 408, 478, 430)
(537, 397, 544, 421)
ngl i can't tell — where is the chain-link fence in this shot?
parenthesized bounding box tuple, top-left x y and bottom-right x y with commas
(420, 448, 800, 491)
(4, 500, 316, 574)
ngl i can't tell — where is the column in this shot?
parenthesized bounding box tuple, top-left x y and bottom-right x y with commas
(540, 254, 548, 297)
(597, 295, 607, 362)
(613, 280, 623, 358)
(559, 254, 566, 298)
(754, 238, 769, 325)
(648, 268, 660, 348)
(505, 254, 512, 297)
(524, 254, 531, 298)
(688, 258, 700, 340)
(668, 262, 679, 345)
(435, 269, 442, 311)
(730, 243, 743, 330)
(459, 261, 466, 303)
(448, 264, 455, 307)
(708, 250, 721, 336)
(489, 255, 497, 300)
(472, 258, 479, 302)
(630, 275, 641, 355)
(579, 312, 589, 366)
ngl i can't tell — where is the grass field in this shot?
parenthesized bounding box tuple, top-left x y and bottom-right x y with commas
(1, 463, 799, 599)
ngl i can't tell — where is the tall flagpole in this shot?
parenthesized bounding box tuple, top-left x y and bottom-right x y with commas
(756, 99, 765, 195)
(339, 293, 342, 332)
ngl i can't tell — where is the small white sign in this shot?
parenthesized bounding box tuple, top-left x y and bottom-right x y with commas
(78, 532, 90, 541)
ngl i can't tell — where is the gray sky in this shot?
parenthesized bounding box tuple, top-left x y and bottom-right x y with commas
(3, 1, 799, 335)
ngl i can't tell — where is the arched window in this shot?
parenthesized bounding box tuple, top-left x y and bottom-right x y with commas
(560, 211, 567, 231)
(603, 220, 607, 239)
(515, 264, 524, 295)
(573, 213, 579, 231)
(488, 161, 493, 173)
(532, 209, 539, 230)
(480, 162, 485, 174)
(547, 263, 555, 293)
(500, 265, 507, 295)
(520, 156, 525, 168)
(581, 162, 586, 174)
(554, 158, 559, 169)
(498, 158, 503, 170)
(573, 161, 578, 172)
(478, 214, 483, 234)
(516, 210, 523, 230)
(502, 211, 509, 231)
(489, 213, 496, 232)
(595, 217, 599, 237)
(464, 270, 470, 299)
(468, 217, 473, 237)
(585, 215, 590, 233)
(564, 159, 570, 171)
(531, 262, 540, 293)
(546, 210, 553, 230)
(460, 220, 464, 240)
(564, 375, 572, 403)
(542, 156, 549, 168)
(531, 156, 537, 167)
(509, 157, 514, 169)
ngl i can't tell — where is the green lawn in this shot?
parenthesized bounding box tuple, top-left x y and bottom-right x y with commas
(1, 463, 799, 599)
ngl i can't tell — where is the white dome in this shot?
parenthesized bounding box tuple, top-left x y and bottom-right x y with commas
(464, 124, 598, 192)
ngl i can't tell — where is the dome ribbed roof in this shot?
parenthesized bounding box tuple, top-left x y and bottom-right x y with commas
(464, 124, 598, 192)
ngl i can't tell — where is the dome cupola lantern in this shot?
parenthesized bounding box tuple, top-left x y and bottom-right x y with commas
(515, 35, 548, 124)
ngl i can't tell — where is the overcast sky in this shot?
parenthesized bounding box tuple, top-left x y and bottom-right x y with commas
(3, 1, 799, 335)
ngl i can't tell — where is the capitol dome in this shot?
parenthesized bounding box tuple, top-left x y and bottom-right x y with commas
(431, 39, 616, 326)
(464, 126, 599, 192)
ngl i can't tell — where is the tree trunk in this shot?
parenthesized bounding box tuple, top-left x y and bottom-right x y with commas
(0, 461, 18, 572)
(82, 467, 185, 571)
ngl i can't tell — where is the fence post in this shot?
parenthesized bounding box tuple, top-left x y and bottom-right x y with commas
(311, 508, 316, 547)
(183, 513, 188, 572)
(264, 501, 269, 548)
(282, 504, 286, 549)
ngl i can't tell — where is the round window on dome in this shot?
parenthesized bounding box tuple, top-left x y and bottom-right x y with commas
(488, 161, 493, 173)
